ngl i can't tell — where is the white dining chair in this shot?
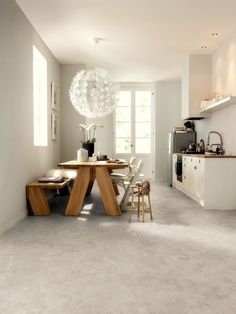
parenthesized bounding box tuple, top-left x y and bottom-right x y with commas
(116, 159, 144, 210)
(110, 157, 136, 190)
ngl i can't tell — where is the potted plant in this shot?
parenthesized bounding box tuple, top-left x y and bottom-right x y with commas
(79, 123, 103, 157)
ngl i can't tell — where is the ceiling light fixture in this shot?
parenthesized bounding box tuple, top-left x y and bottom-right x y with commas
(211, 32, 218, 37)
(69, 38, 119, 118)
(201, 45, 207, 49)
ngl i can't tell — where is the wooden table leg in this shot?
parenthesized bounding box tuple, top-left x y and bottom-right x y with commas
(96, 167, 121, 216)
(65, 167, 91, 216)
(28, 186, 50, 216)
(86, 167, 96, 196)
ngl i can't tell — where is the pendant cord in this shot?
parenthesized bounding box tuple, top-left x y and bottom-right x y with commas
(93, 37, 101, 64)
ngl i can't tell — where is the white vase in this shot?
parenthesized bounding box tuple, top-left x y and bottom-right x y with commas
(77, 148, 88, 162)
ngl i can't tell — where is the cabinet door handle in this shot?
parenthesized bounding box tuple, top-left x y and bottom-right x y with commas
(194, 165, 197, 170)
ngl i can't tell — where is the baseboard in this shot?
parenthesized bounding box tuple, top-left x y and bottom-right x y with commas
(0, 209, 27, 236)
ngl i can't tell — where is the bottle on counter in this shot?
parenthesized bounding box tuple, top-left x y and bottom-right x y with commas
(196, 143, 201, 153)
(199, 139, 205, 153)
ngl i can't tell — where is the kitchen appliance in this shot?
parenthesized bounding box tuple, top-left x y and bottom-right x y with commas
(167, 131, 196, 186)
(176, 155, 183, 182)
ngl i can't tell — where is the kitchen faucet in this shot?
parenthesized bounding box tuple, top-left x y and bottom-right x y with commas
(206, 131, 224, 154)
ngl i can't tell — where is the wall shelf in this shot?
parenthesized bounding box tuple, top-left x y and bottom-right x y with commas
(200, 96, 236, 113)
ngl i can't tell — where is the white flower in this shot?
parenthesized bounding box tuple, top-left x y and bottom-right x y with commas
(78, 123, 103, 143)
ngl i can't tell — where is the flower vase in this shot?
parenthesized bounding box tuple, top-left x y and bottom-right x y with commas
(82, 143, 94, 157)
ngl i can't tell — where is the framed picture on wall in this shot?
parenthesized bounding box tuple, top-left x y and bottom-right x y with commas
(51, 82, 59, 110)
(51, 113, 58, 140)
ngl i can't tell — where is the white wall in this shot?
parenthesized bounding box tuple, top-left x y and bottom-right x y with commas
(0, 0, 60, 234)
(182, 55, 212, 119)
(60, 65, 115, 162)
(155, 81, 182, 182)
(195, 33, 236, 154)
(60, 65, 85, 162)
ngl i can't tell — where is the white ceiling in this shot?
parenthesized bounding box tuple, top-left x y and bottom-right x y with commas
(16, 0, 236, 81)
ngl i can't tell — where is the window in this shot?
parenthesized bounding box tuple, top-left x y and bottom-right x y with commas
(115, 87, 153, 154)
(33, 46, 47, 146)
(135, 91, 151, 153)
(115, 91, 132, 153)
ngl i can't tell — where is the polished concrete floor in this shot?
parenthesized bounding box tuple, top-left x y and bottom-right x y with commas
(0, 183, 236, 314)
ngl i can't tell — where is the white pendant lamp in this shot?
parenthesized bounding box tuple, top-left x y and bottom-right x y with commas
(69, 38, 119, 118)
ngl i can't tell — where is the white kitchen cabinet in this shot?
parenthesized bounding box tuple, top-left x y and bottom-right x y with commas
(182, 156, 191, 189)
(194, 158, 204, 199)
(173, 154, 236, 210)
(182, 156, 204, 203)
(182, 55, 212, 120)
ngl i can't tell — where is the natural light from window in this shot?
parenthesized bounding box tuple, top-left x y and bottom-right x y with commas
(33, 46, 47, 146)
(115, 91, 131, 153)
(115, 89, 152, 154)
(135, 91, 151, 153)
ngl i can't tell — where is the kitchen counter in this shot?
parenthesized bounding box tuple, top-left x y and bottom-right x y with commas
(172, 154, 236, 210)
(174, 153, 236, 158)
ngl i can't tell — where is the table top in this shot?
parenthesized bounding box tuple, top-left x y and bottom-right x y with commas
(58, 160, 128, 169)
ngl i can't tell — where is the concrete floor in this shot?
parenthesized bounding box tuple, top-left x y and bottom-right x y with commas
(0, 183, 236, 314)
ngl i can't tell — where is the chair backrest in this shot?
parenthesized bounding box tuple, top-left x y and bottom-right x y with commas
(128, 157, 136, 176)
(142, 180, 150, 195)
(130, 159, 143, 183)
(119, 159, 144, 209)
(129, 157, 136, 165)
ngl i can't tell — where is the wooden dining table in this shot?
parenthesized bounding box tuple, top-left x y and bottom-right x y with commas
(58, 160, 128, 216)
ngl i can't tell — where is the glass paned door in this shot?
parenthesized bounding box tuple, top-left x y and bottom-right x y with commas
(115, 91, 131, 153)
(114, 86, 155, 180)
(135, 91, 151, 154)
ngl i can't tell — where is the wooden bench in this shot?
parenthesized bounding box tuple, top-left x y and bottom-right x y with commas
(26, 179, 72, 216)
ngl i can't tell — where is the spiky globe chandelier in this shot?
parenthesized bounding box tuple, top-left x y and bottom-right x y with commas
(69, 65, 119, 118)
